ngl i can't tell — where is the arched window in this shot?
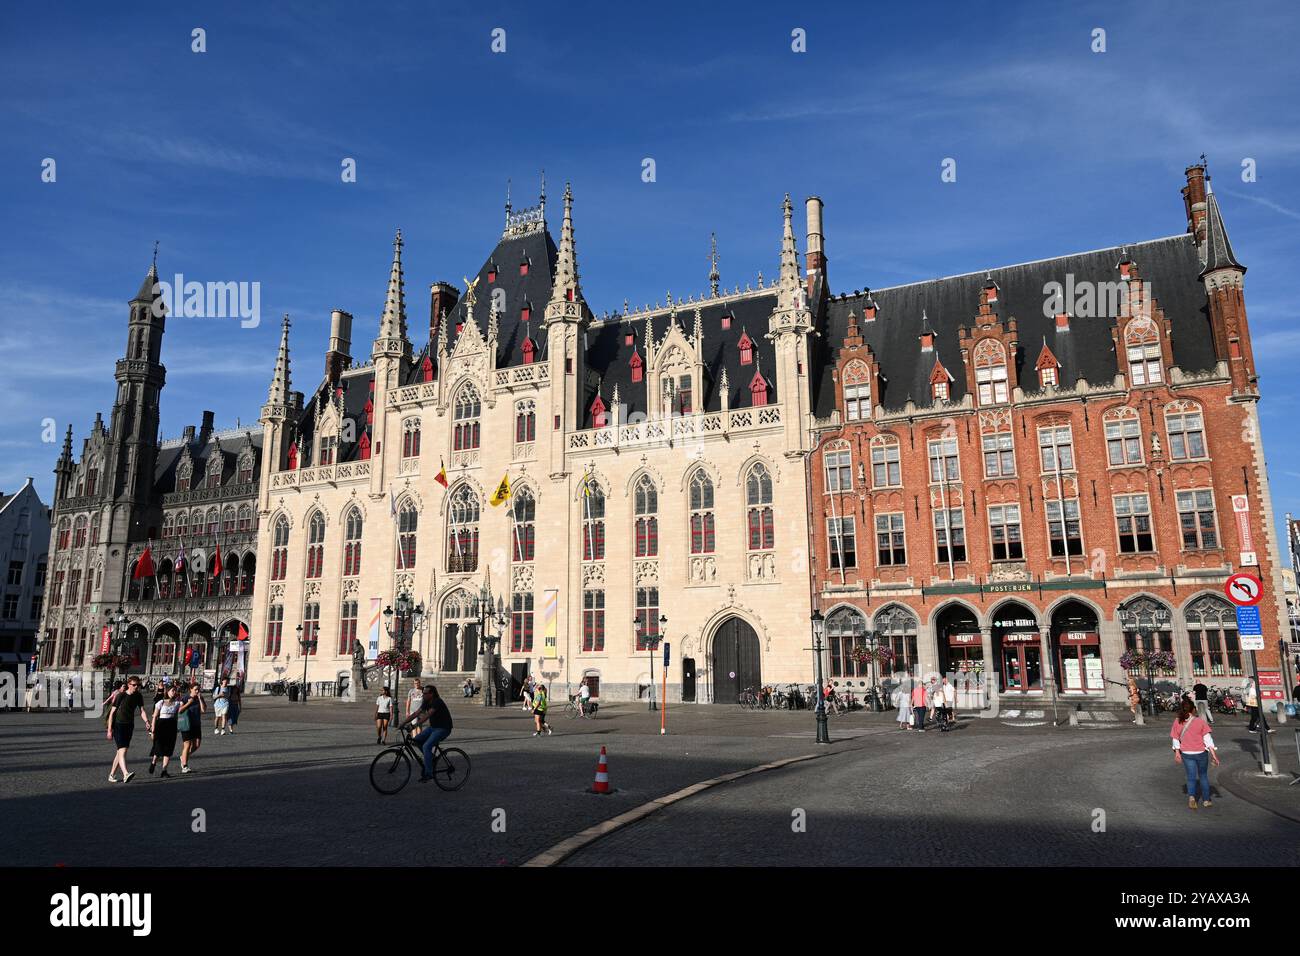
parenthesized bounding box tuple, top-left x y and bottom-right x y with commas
(240, 554, 256, 595)
(447, 488, 478, 572)
(746, 464, 774, 552)
(57, 518, 70, 551)
(175, 511, 188, 540)
(980, 411, 1015, 479)
(1125, 318, 1162, 386)
(237, 505, 253, 532)
(271, 516, 289, 581)
(453, 384, 481, 451)
(162, 513, 175, 538)
(305, 511, 325, 579)
(749, 369, 769, 407)
(402, 417, 421, 458)
(338, 599, 359, 656)
(397, 502, 418, 570)
(237, 454, 254, 484)
(689, 470, 715, 555)
(875, 605, 920, 675)
(843, 360, 871, 421)
(826, 606, 867, 678)
(1185, 595, 1241, 677)
(511, 488, 535, 562)
(974, 339, 1009, 406)
(205, 507, 219, 537)
(223, 554, 239, 595)
(265, 604, 284, 657)
(73, 516, 87, 549)
(342, 508, 363, 577)
(222, 507, 237, 534)
(515, 400, 536, 445)
(157, 558, 173, 599)
(1118, 596, 1174, 666)
(1104, 406, 1143, 466)
(582, 480, 606, 561)
(634, 475, 658, 558)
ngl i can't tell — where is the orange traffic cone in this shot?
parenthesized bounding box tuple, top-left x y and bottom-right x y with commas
(592, 745, 611, 794)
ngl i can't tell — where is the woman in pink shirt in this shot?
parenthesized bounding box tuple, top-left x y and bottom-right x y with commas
(1170, 697, 1219, 810)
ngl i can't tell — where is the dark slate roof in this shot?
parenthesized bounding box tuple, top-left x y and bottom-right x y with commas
(581, 293, 780, 428)
(1201, 190, 1244, 276)
(814, 234, 1216, 417)
(292, 369, 373, 466)
(153, 433, 263, 495)
(407, 225, 560, 385)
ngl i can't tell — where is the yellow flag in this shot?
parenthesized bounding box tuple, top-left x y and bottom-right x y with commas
(489, 473, 511, 507)
(580, 471, 593, 497)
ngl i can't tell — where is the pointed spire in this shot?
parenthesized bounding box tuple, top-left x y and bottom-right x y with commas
(693, 307, 703, 341)
(779, 193, 799, 288)
(1201, 177, 1245, 276)
(267, 314, 293, 407)
(504, 177, 512, 229)
(547, 182, 583, 312)
(59, 424, 74, 464)
(708, 233, 721, 297)
(539, 169, 547, 220)
(134, 247, 161, 303)
(373, 230, 411, 358)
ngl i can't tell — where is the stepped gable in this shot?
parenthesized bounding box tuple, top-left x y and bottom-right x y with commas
(815, 233, 1215, 417)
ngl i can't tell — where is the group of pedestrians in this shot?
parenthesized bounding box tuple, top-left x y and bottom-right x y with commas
(102, 674, 243, 783)
(892, 676, 956, 732)
(519, 674, 552, 735)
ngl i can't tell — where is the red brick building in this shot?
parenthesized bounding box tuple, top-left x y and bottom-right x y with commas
(806, 163, 1287, 707)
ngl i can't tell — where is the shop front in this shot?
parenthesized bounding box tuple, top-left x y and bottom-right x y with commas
(1051, 600, 1104, 695)
(993, 603, 1042, 693)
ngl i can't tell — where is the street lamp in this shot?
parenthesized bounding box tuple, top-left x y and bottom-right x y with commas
(811, 610, 830, 744)
(1137, 623, 1159, 717)
(475, 582, 506, 707)
(105, 607, 131, 682)
(383, 592, 423, 716)
(865, 629, 884, 712)
(635, 614, 665, 711)
(296, 623, 315, 703)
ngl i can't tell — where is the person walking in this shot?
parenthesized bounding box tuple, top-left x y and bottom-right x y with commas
(1127, 673, 1141, 722)
(405, 678, 424, 726)
(895, 679, 912, 730)
(375, 686, 394, 744)
(1191, 680, 1212, 725)
(520, 674, 535, 712)
(178, 683, 205, 774)
(938, 676, 956, 731)
(1244, 678, 1263, 733)
(65, 681, 75, 713)
(106, 676, 150, 783)
(225, 681, 242, 734)
(1171, 696, 1219, 809)
(213, 678, 230, 735)
(910, 677, 928, 732)
(148, 684, 182, 777)
(531, 683, 552, 736)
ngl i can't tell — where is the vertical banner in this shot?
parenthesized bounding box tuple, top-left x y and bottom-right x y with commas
(367, 598, 382, 660)
(99, 625, 111, 654)
(1232, 494, 1257, 566)
(543, 589, 559, 659)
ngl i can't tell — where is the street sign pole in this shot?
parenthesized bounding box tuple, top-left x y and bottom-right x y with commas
(1224, 571, 1273, 775)
(1250, 648, 1274, 774)
(661, 642, 669, 736)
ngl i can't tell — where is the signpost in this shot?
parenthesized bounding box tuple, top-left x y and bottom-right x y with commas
(1225, 571, 1273, 774)
(661, 642, 669, 735)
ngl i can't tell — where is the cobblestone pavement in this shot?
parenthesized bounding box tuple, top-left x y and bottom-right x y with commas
(3, 698, 1296, 866)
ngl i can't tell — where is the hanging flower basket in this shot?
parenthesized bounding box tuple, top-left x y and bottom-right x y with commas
(1119, 649, 1178, 673)
(91, 653, 132, 670)
(850, 644, 896, 666)
(376, 650, 422, 676)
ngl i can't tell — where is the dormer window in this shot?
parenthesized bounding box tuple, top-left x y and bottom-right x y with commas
(625, 332, 634, 346)
(738, 330, 754, 366)
(1125, 318, 1162, 386)
(566, 288, 575, 302)
(974, 339, 1009, 406)
(487, 266, 497, 283)
(749, 370, 769, 407)
(519, 259, 530, 276)
(1040, 366, 1058, 388)
(721, 314, 732, 330)
(920, 333, 935, 351)
(421, 355, 434, 382)
(364, 397, 374, 425)
(287, 442, 298, 471)
(591, 394, 607, 428)
(319, 435, 337, 466)
(630, 350, 644, 384)
(520, 305, 531, 323)
(521, 337, 536, 364)
(933, 381, 949, 401)
(358, 431, 371, 461)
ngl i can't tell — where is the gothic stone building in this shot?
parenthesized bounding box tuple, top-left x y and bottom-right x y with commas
(249, 185, 818, 702)
(808, 163, 1288, 707)
(39, 266, 261, 682)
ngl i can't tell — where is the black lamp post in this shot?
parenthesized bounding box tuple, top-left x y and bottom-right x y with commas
(866, 629, 884, 712)
(811, 610, 830, 743)
(383, 592, 424, 716)
(296, 623, 315, 703)
(105, 607, 131, 682)
(635, 615, 665, 711)
(474, 582, 505, 707)
(1138, 624, 1157, 717)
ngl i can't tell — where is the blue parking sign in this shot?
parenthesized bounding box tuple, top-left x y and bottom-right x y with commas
(1235, 605, 1262, 635)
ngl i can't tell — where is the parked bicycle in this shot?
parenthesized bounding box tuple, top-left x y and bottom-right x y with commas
(737, 686, 760, 708)
(369, 727, 471, 795)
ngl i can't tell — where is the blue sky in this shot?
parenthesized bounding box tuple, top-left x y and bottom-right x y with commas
(2, 0, 1299, 546)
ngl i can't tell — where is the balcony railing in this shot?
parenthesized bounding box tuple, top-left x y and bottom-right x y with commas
(567, 405, 782, 452)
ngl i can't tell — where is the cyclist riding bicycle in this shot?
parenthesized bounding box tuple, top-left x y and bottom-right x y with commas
(399, 685, 454, 783)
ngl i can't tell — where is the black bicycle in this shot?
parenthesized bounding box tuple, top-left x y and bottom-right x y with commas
(369, 728, 470, 795)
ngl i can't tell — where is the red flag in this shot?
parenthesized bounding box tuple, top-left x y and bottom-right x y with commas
(237, 623, 249, 642)
(212, 548, 223, 579)
(134, 543, 155, 579)
(435, 459, 449, 488)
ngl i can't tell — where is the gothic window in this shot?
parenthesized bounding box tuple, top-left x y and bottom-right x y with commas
(582, 590, 605, 652)
(205, 507, 220, 537)
(342, 507, 362, 577)
(1104, 407, 1143, 466)
(1119, 597, 1174, 664)
(927, 436, 960, 483)
(302, 603, 320, 655)
(749, 370, 769, 407)
(825, 444, 852, 492)
(177, 459, 193, 490)
(1185, 595, 1241, 677)
(988, 504, 1023, 560)
(338, 600, 358, 656)
(238, 505, 253, 532)
(162, 513, 174, 538)
(446, 487, 479, 573)
(875, 605, 920, 675)
(634, 475, 658, 558)
(1125, 319, 1163, 386)
(511, 488, 535, 562)
(635, 587, 660, 651)
(745, 463, 775, 552)
(240, 554, 255, 595)
(206, 457, 223, 489)
(826, 606, 867, 678)
(1176, 489, 1219, 550)
(402, 417, 421, 458)
(73, 516, 87, 549)
(318, 435, 337, 466)
(301, 511, 324, 579)
(271, 516, 289, 581)
(974, 339, 1009, 406)
(222, 507, 237, 534)
(397, 501, 419, 570)
(582, 481, 606, 561)
(1165, 403, 1208, 461)
(514, 400, 536, 445)
(738, 330, 754, 366)
(453, 384, 481, 451)
(511, 593, 534, 653)
(175, 511, 188, 539)
(85, 466, 98, 497)
(688, 470, 715, 555)
(1037, 425, 1075, 472)
(1114, 494, 1154, 553)
(870, 436, 901, 488)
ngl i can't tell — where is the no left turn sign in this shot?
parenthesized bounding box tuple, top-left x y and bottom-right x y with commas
(1224, 572, 1263, 607)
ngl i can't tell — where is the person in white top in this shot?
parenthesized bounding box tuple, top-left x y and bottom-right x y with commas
(148, 685, 182, 777)
(406, 678, 424, 724)
(577, 678, 592, 717)
(375, 686, 394, 745)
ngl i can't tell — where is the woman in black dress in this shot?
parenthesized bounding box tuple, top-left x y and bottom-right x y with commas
(178, 683, 205, 774)
(149, 684, 181, 777)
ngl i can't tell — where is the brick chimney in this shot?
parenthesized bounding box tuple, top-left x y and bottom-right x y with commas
(198, 410, 215, 446)
(326, 309, 353, 384)
(1182, 162, 1209, 250)
(805, 196, 826, 278)
(430, 282, 461, 342)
